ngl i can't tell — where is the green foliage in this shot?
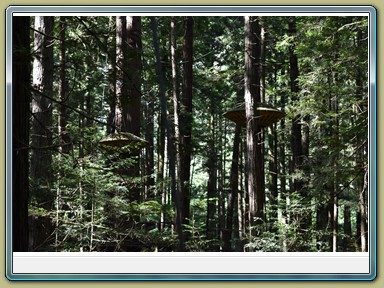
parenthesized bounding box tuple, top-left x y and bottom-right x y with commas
(28, 15, 368, 253)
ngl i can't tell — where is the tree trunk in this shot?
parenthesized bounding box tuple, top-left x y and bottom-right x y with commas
(115, 16, 125, 133)
(125, 16, 142, 137)
(55, 16, 69, 250)
(58, 17, 71, 153)
(30, 16, 54, 251)
(13, 16, 30, 252)
(125, 16, 142, 202)
(223, 125, 241, 251)
(107, 17, 116, 134)
(288, 17, 312, 248)
(265, 24, 278, 233)
(288, 17, 303, 197)
(359, 171, 368, 252)
(170, 16, 186, 247)
(31, 16, 54, 199)
(206, 104, 217, 241)
(279, 91, 288, 251)
(343, 204, 352, 251)
(355, 25, 368, 253)
(244, 16, 263, 242)
(218, 119, 227, 249)
(180, 16, 194, 232)
(157, 107, 166, 231)
(244, 16, 257, 237)
(151, 17, 185, 251)
(268, 127, 278, 230)
(316, 202, 329, 251)
(255, 19, 265, 227)
(115, 16, 142, 202)
(237, 136, 246, 251)
(144, 97, 155, 200)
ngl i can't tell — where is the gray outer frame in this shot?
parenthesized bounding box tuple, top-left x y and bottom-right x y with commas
(5, 5, 377, 281)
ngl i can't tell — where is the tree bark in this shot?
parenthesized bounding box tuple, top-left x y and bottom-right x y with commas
(355, 24, 368, 253)
(107, 17, 116, 134)
(343, 204, 352, 251)
(31, 16, 54, 198)
(223, 125, 241, 251)
(151, 17, 185, 251)
(58, 17, 71, 154)
(170, 17, 186, 246)
(288, 17, 311, 247)
(288, 17, 303, 196)
(144, 97, 155, 200)
(244, 16, 257, 236)
(125, 16, 142, 137)
(206, 104, 217, 241)
(55, 16, 69, 250)
(180, 16, 194, 232)
(115, 16, 142, 202)
(115, 16, 125, 133)
(244, 16, 263, 242)
(125, 16, 142, 202)
(30, 16, 54, 251)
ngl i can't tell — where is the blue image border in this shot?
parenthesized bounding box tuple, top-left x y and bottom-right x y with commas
(5, 5, 377, 281)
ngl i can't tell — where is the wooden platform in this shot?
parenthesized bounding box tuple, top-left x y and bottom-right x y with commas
(223, 103, 284, 127)
(99, 132, 149, 153)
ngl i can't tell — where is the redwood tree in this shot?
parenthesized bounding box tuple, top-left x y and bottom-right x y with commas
(30, 16, 55, 251)
(180, 16, 194, 231)
(115, 16, 143, 202)
(244, 16, 264, 241)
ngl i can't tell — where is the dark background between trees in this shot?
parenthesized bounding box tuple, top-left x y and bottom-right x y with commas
(12, 15, 368, 252)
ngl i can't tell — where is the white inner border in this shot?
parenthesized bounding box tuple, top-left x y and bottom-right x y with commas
(14, 252, 370, 274)
(7, 7, 375, 279)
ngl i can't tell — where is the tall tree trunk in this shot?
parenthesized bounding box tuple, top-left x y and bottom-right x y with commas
(331, 85, 339, 253)
(288, 17, 311, 248)
(268, 128, 278, 230)
(358, 154, 368, 253)
(180, 16, 194, 231)
(237, 136, 246, 251)
(256, 19, 266, 227)
(151, 17, 185, 251)
(13, 16, 30, 252)
(244, 16, 263, 243)
(125, 16, 142, 137)
(144, 97, 155, 200)
(279, 91, 288, 251)
(30, 16, 54, 251)
(206, 103, 217, 241)
(218, 119, 227, 249)
(125, 16, 142, 202)
(115, 16, 126, 133)
(115, 16, 142, 203)
(58, 17, 71, 153)
(355, 24, 368, 253)
(343, 204, 352, 251)
(244, 15, 257, 238)
(107, 17, 116, 134)
(289, 17, 303, 196)
(170, 16, 185, 246)
(55, 16, 69, 250)
(112, 16, 143, 250)
(264, 22, 278, 232)
(157, 107, 166, 231)
(223, 125, 241, 251)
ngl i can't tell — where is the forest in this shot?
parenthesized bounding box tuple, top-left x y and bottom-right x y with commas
(12, 15, 369, 253)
